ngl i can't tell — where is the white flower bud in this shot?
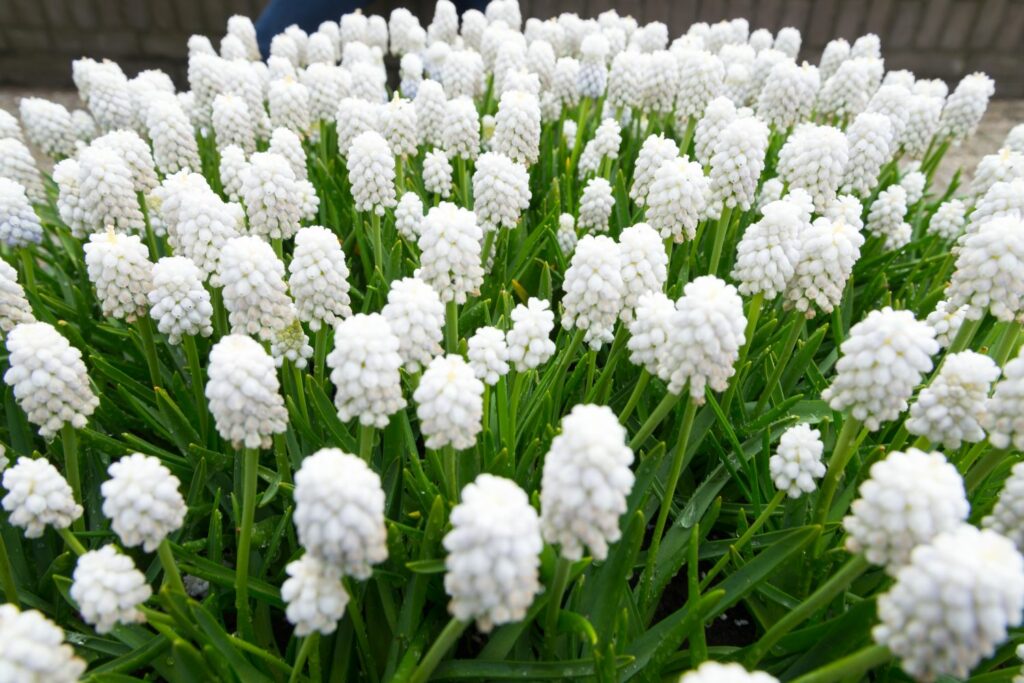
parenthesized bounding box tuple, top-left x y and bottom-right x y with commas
(444, 474, 542, 632)
(785, 214, 864, 316)
(561, 234, 623, 349)
(557, 213, 579, 255)
(709, 117, 769, 215)
(607, 51, 645, 112)
(866, 84, 911, 147)
(939, 72, 994, 143)
(294, 448, 388, 575)
(492, 90, 541, 167)
(866, 184, 910, 250)
(553, 57, 581, 108)
(0, 109, 23, 142)
(241, 151, 318, 239)
(92, 130, 158, 193)
(84, 230, 153, 322)
(227, 15, 260, 60)
(399, 53, 424, 98)
(874, 525, 1024, 680)
(348, 130, 397, 215)
(985, 352, 1024, 450)
(842, 112, 894, 196)
(416, 202, 484, 304)
(0, 260, 33, 334)
(383, 95, 418, 158)
(578, 177, 615, 235)
(303, 64, 350, 123)
(899, 170, 926, 206)
(269, 127, 310, 182)
(270, 314, 314, 369)
(971, 179, 1024, 234)
(948, 215, 1024, 322)
(618, 223, 667, 321)
(442, 50, 485, 98)
(732, 199, 802, 299)
(822, 307, 938, 430)
(327, 313, 406, 427)
(212, 93, 256, 155)
(0, 604, 85, 682)
(817, 38, 849, 80)
(577, 34, 609, 99)
(383, 277, 444, 371)
(268, 77, 311, 135)
(143, 93, 199, 178)
(578, 117, 621, 178)
(925, 299, 968, 349)
(645, 155, 710, 243)
(414, 80, 447, 148)
(71, 545, 151, 634)
(395, 192, 424, 241)
(0, 178, 42, 247)
(541, 404, 633, 560)
(101, 453, 186, 551)
(148, 256, 213, 344)
(218, 235, 292, 340)
(0, 138, 44, 204)
(467, 326, 509, 385)
(818, 57, 877, 119)
(631, 135, 678, 206)
(678, 661, 778, 683)
(84, 66, 136, 133)
(282, 555, 349, 636)
(902, 94, 943, 159)
(52, 158, 88, 238)
(777, 123, 849, 212)
(507, 298, 556, 371)
(769, 424, 825, 498)
(335, 97, 380, 156)
(76, 145, 145, 234)
(970, 148, 1024, 198)
(441, 97, 480, 161)
(206, 334, 287, 449)
(984, 462, 1024, 550)
(423, 150, 453, 198)
(674, 50, 724, 126)
(215, 145, 247, 203)
(905, 350, 999, 449)
(2, 456, 83, 537)
(289, 226, 352, 332)
(756, 60, 819, 130)
(18, 97, 76, 159)
(627, 291, 674, 375)
(414, 354, 484, 450)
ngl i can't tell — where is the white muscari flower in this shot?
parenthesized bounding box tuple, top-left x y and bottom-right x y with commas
(678, 661, 778, 683)
(970, 179, 1024, 233)
(899, 170, 926, 205)
(146, 93, 201, 176)
(76, 145, 145, 234)
(148, 256, 213, 343)
(902, 94, 943, 159)
(769, 424, 825, 498)
(303, 64, 350, 123)
(0, 260, 33, 333)
(241, 151, 318, 239)
(785, 215, 864, 317)
(627, 291, 674, 375)
(557, 213, 578, 254)
(756, 60, 819, 130)
(822, 307, 938, 430)
(874, 525, 1024, 681)
(777, 123, 849, 212)
(906, 351, 999, 449)
(674, 50, 724, 126)
(101, 453, 186, 551)
(335, 97, 380, 156)
(289, 226, 351, 331)
(577, 33, 609, 99)
(92, 130, 158, 193)
(53, 158, 87, 238)
(0, 178, 42, 247)
(507, 298, 556, 371)
(925, 300, 968, 349)
(774, 26, 801, 58)
(84, 65, 135, 132)
(818, 57, 876, 119)
(709, 117, 769, 215)
(400, 53, 424, 98)
(553, 57, 581, 108)
(414, 80, 447, 148)
(493, 43, 527, 96)
(732, 199, 803, 299)
(850, 33, 880, 59)
(866, 184, 910, 250)
(219, 145, 248, 202)
(618, 223, 667, 321)
(383, 95, 418, 158)
(84, 230, 153, 323)
(423, 150, 453, 198)
(218, 235, 292, 340)
(71, 545, 151, 634)
(414, 354, 484, 450)
(444, 474, 542, 632)
(442, 97, 480, 161)
(643, 50, 680, 114)
(984, 462, 1024, 550)
(395, 192, 423, 241)
(269, 127, 310, 182)
(939, 72, 995, 143)
(561, 234, 624, 349)
(2, 456, 83, 537)
(0, 138, 45, 203)
(467, 326, 509, 385)
(212, 94, 256, 155)
(866, 84, 911, 146)
(206, 334, 288, 449)
(0, 604, 86, 682)
(971, 148, 1024, 197)
(305, 32, 335, 64)
(270, 315, 314, 369)
(578, 177, 614, 234)
(631, 135, 678, 206)
(227, 15, 260, 60)
(442, 50, 485, 99)
(540, 404, 634, 561)
(842, 112, 894, 196)
(18, 97, 76, 158)
(825, 194, 864, 231)
(492, 90, 541, 167)
(607, 51, 646, 112)
(0, 109, 23, 141)
(947, 215, 1024, 322)
(282, 555, 348, 636)
(327, 313, 406, 427)
(383, 277, 444, 372)
(1006, 123, 1024, 153)
(472, 152, 531, 233)
(348, 131, 397, 215)
(818, 38, 849, 80)
(561, 119, 577, 150)
(661, 276, 745, 401)
(293, 448, 388, 576)
(985, 352, 1024, 450)
(758, 178, 784, 210)
(578, 117, 622, 178)
(416, 202, 484, 304)
(527, 39, 556, 88)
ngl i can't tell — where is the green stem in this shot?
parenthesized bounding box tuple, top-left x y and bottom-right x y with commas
(359, 425, 374, 463)
(236, 448, 259, 642)
(157, 538, 186, 595)
(0, 531, 20, 605)
(544, 556, 573, 650)
(745, 555, 871, 667)
(755, 316, 803, 412)
(408, 617, 470, 683)
(965, 447, 1008, 492)
(789, 644, 891, 683)
(313, 326, 329, 383)
(724, 291, 765, 411)
(707, 206, 733, 276)
(948, 316, 982, 353)
(456, 157, 471, 208)
(813, 418, 864, 526)
(369, 211, 384, 276)
(182, 335, 208, 440)
(446, 299, 459, 354)
(443, 446, 459, 503)
(136, 317, 162, 388)
(61, 424, 84, 533)
(700, 490, 786, 591)
(641, 397, 697, 610)
(57, 527, 87, 556)
(990, 321, 1020, 366)
(288, 634, 319, 683)
(18, 249, 36, 293)
(679, 117, 696, 157)
(343, 579, 378, 680)
(628, 391, 682, 451)
(618, 370, 650, 425)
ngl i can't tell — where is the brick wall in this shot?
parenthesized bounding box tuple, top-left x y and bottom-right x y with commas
(1, 0, 1022, 96)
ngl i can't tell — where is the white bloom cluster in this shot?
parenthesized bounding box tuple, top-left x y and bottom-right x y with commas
(289, 226, 351, 332)
(947, 215, 1024, 322)
(467, 326, 509, 385)
(71, 545, 151, 634)
(218, 235, 293, 340)
(92, 130, 158, 193)
(906, 351, 999, 449)
(822, 308, 937, 430)
(631, 135, 678, 206)
(146, 93, 200, 175)
(0, 260, 33, 333)
(0, 178, 42, 247)
(874, 526, 1024, 681)
(562, 234, 624, 348)
(212, 93, 256, 154)
(492, 90, 541, 166)
(578, 117, 621, 177)
(441, 97, 480, 160)
(218, 145, 248, 202)
(678, 661, 779, 683)
(348, 130, 397, 215)
(327, 313, 406, 427)
(0, 137, 45, 202)
(414, 354, 484, 449)
(473, 152, 530, 232)
(926, 300, 968, 349)
(507, 298, 556, 371)
(205, 334, 288, 449)
(984, 463, 1024, 550)
(842, 112, 893, 196)
(866, 184, 910, 250)
(939, 73, 995, 143)
(148, 256, 213, 343)
(443, 474, 542, 632)
(101, 453, 186, 551)
(902, 93, 943, 158)
(293, 448, 388, 578)
(540, 404, 634, 560)
(76, 145, 145, 234)
(53, 158, 87, 238)
(3, 322, 99, 438)
(416, 202, 484, 303)
(627, 291, 674, 375)
(578, 177, 615, 234)
(423, 150, 453, 198)
(645, 157, 709, 243)
(709, 117, 769, 215)
(84, 230, 153, 322)
(241, 151, 317, 239)
(844, 448, 968, 572)
(18, 97, 76, 158)
(756, 60, 818, 130)
(382, 277, 444, 371)
(383, 95, 418, 158)
(2, 457, 82, 537)
(970, 179, 1024, 233)
(395, 192, 423, 241)
(282, 555, 349, 636)
(662, 276, 746, 401)
(0, 604, 85, 682)
(732, 199, 802, 299)
(414, 80, 446, 147)
(674, 50, 725, 125)
(268, 127, 310, 182)
(769, 424, 825, 498)
(268, 77, 311, 135)
(618, 222, 667, 323)
(928, 198, 966, 240)
(777, 123, 849, 212)
(785, 216, 864, 317)
(985, 352, 1024, 450)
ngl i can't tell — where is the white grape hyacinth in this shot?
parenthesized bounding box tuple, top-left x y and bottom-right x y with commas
(842, 112, 894, 196)
(0, 137, 45, 202)
(785, 216, 865, 317)
(756, 60, 819, 130)
(0, 604, 86, 682)
(557, 213, 578, 254)
(71, 545, 152, 634)
(925, 299, 968, 349)
(335, 97, 380, 157)
(947, 215, 1024, 322)
(84, 230, 154, 323)
(212, 93, 256, 155)
(645, 157, 710, 243)
(777, 123, 849, 212)
(441, 96, 480, 161)
(473, 152, 530, 233)
(984, 462, 1024, 551)
(327, 313, 407, 428)
(678, 661, 779, 683)
(467, 326, 510, 385)
(709, 116, 769, 216)
(630, 134, 679, 206)
(507, 298, 557, 371)
(443, 474, 542, 632)
(218, 144, 248, 202)
(618, 222, 668, 321)
(578, 117, 622, 178)
(282, 555, 349, 636)
(76, 145, 146, 234)
(423, 149, 453, 198)
(383, 95, 418, 158)
(939, 72, 995, 143)
(540, 404, 634, 561)
(2, 457, 83, 537)
(53, 158, 87, 238)
(3, 322, 99, 439)
(866, 184, 911, 250)
(627, 291, 675, 376)
(561, 234, 624, 349)
(414, 354, 485, 450)
(101, 453, 186, 552)
(241, 151, 318, 240)
(822, 308, 937, 430)
(394, 192, 423, 241)
(19, 97, 76, 159)
(874, 525, 1024, 681)
(928, 198, 966, 240)
(769, 424, 825, 498)
(205, 335, 288, 449)
(662, 276, 746, 401)
(289, 226, 352, 332)
(146, 92, 201, 175)
(0, 178, 43, 247)
(0, 260, 33, 333)
(732, 199, 802, 300)
(906, 351, 1000, 449)
(348, 130, 397, 216)
(492, 90, 541, 166)
(218, 235, 293, 341)
(578, 176, 615, 234)
(268, 127, 310, 182)
(673, 49, 725, 127)
(416, 202, 484, 304)
(382, 277, 445, 372)
(148, 256, 213, 344)
(985, 351, 1024, 450)
(293, 448, 388, 577)
(844, 448, 968, 573)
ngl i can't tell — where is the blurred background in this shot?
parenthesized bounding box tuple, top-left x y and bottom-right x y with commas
(1, 0, 1022, 95)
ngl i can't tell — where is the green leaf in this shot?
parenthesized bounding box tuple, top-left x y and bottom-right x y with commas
(405, 558, 445, 574)
(434, 655, 635, 679)
(191, 603, 274, 683)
